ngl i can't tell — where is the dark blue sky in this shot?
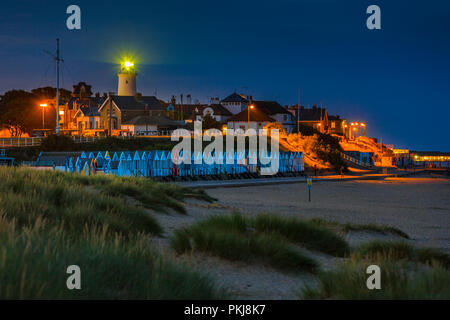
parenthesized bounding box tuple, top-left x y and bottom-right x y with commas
(1, 0, 449, 150)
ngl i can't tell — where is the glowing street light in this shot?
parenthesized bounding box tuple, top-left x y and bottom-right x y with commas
(248, 105, 254, 129)
(40, 103, 47, 129)
(360, 122, 366, 136)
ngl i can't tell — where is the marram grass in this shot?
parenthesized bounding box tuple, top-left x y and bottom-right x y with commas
(0, 217, 226, 299)
(0, 167, 162, 237)
(0, 167, 225, 299)
(301, 258, 450, 300)
(170, 213, 353, 274)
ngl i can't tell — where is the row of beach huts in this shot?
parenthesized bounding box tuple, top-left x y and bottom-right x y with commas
(34, 150, 304, 178)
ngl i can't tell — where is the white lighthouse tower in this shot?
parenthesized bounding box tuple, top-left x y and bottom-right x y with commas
(117, 61, 137, 96)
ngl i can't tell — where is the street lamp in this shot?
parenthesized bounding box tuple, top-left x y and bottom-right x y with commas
(248, 105, 254, 130)
(40, 103, 47, 129)
(360, 123, 366, 136)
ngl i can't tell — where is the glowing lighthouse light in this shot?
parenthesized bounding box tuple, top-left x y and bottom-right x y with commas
(124, 61, 134, 70)
(118, 58, 137, 96)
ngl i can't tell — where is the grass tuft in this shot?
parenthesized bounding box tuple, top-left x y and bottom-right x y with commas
(170, 213, 356, 273)
(352, 240, 450, 269)
(352, 241, 415, 261)
(309, 218, 410, 239)
(302, 259, 450, 300)
(254, 214, 349, 257)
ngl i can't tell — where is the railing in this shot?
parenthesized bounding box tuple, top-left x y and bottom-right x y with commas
(341, 152, 371, 167)
(0, 137, 43, 147)
(71, 136, 136, 144)
(0, 135, 136, 147)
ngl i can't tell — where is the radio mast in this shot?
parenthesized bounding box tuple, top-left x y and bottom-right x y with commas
(45, 39, 63, 134)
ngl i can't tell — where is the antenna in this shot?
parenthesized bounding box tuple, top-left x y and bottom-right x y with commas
(44, 39, 63, 135)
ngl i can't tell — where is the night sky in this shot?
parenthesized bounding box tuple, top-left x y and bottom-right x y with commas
(1, 0, 449, 150)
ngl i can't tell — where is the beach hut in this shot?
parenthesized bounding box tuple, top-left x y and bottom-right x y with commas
(149, 151, 155, 177)
(165, 151, 172, 176)
(151, 151, 160, 177)
(132, 151, 141, 176)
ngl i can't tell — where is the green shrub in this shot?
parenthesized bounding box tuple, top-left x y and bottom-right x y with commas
(40, 134, 77, 151)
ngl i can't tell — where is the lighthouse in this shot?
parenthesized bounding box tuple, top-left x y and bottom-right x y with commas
(117, 61, 137, 96)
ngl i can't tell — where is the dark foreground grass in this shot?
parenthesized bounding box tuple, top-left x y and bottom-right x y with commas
(352, 240, 450, 268)
(0, 167, 162, 237)
(302, 259, 450, 299)
(170, 214, 352, 274)
(0, 217, 225, 299)
(0, 167, 224, 299)
(65, 171, 215, 214)
(310, 218, 410, 239)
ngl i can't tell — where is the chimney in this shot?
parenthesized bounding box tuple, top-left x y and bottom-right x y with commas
(135, 92, 142, 100)
(95, 92, 100, 98)
(187, 94, 192, 105)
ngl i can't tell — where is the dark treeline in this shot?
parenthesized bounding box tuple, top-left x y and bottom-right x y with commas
(0, 87, 72, 137)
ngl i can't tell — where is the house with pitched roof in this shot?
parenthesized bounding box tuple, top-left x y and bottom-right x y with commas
(73, 106, 102, 136)
(186, 104, 233, 122)
(220, 93, 249, 114)
(227, 106, 275, 131)
(250, 101, 294, 132)
(121, 114, 182, 136)
(97, 95, 166, 135)
(288, 105, 346, 135)
(60, 82, 105, 132)
(226, 100, 294, 132)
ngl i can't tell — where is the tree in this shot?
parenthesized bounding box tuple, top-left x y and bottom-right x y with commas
(0, 87, 71, 136)
(201, 114, 223, 131)
(31, 87, 72, 102)
(0, 90, 36, 137)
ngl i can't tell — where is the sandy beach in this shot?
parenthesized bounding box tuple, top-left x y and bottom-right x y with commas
(203, 175, 450, 252)
(148, 174, 449, 299)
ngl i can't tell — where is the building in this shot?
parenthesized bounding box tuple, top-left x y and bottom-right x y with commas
(60, 82, 105, 133)
(227, 106, 275, 131)
(98, 95, 166, 135)
(73, 106, 102, 136)
(250, 101, 294, 132)
(220, 93, 249, 114)
(186, 104, 232, 123)
(289, 105, 347, 135)
(121, 115, 182, 136)
(410, 151, 450, 168)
